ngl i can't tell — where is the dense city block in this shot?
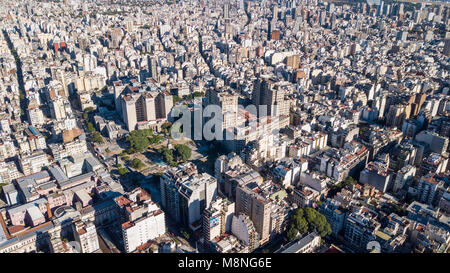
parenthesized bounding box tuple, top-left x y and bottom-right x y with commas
(0, 0, 448, 254)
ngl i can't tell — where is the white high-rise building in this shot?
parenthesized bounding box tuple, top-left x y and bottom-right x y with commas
(121, 209, 166, 253)
(115, 188, 166, 253)
(161, 163, 218, 229)
(27, 107, 45, 127)
(202, 197, 235, 243)
(73, 220, 100, 253)
(50, 97, 67, 120)
(393, 165, 416, 192)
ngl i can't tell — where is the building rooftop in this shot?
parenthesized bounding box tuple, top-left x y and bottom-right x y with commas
(276, 231, 320, 253)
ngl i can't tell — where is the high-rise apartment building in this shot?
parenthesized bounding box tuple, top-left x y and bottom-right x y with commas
(252, 78, 290, 117)
(393, 165, 416, 192)
(235, 181, 272, 245)
(417, 175, 446, 206)
(49, 97, 67, 121)
(178, 172, 218, 229)
(120, 91, 173, 131)
(223, 2, 229, 19)
(202, 197, 235, 248)
(386, 103, 411, 128)
(319, 199, 346, 236)
(344, 207, 381, 251)
(155, 91, 173, 120)
(149, 56, 159, 81)
(359, 160, 394, 193)
(231, 213, 260, 252)
(160, 163, 218, 230)
(415, 130, 449, 155)
(115, 188, 166, 253)
(72, 219, 100, 253)
(205, 87, 239, 131)
(27, 107, 45, 127)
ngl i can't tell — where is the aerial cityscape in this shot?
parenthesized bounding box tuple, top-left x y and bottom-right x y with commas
(0, 0, 449, 255)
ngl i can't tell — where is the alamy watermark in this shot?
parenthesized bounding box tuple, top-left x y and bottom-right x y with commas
(169, 103, 281, 142)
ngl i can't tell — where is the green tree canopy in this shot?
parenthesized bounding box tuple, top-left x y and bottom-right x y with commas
(126, 129, 153, 152)
(286, 207, 332, 242)
(92, 132, 103, 143)
(118, 167, 129, 175)
(294, 208, 304, 219)
(304, 208, 332, 238)
(84, 107, 95, 113)
(161, 122, 172, 134)
(130, 158, 145, 169)
(286, 225, 298, 242)
(158, 147, 176, 166)
(86, 122, 96, 133)
(174, 144, 191, 162)
(173, 95, 181, 104)
(344, 176, 358, 187)
(149, 134, 164, 145)
(295, 215, 309, 234)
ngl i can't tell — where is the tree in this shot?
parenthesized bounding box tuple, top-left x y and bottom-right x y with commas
(0, 183, 8, 195)
(304, 208, 332, 238)
(92, 132, 103, 143)
(130, 158, 145, 169)
(173, 95, 181, 104)
(193, 91, 204, 97)
(126, 130, 151, 152)
(328, 177, 358, 198)
(294, 208, 304, 219)
(161, 122, 172, 134)
(291, 208, 308, 235)
(118, 168, 129, 175)
(149, 134, 164, 145)
(84, 107, 95, 113)
(286, 225, 298, 242)
(87, 122, 96, 133)
(83, 107, 95, 120)
(174, 144, 191, 162)
(286, 208, 332, 241)
(158, 147, 176, 166)
(295, 216, 309, 234)
(344, 176, 358, 187)
(392, 204, 407, 216)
